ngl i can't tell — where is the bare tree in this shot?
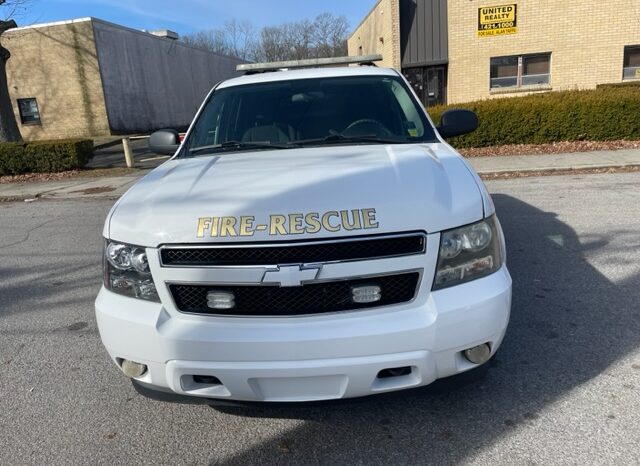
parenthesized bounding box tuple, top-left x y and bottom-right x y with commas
(181, 29, 228, 55)
(1, 0, 31, 22)
(184, 12, 350, 64)
(224, 19, 260, 61)
(289, 20, 315, 60)
(182, 20, 260, 61)
(259, 26, 289, 62)
(0, 0, 34, 142)
(312, 13, 349, 58)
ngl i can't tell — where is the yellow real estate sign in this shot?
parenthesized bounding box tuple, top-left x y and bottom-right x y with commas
(478, 4, 517, 37)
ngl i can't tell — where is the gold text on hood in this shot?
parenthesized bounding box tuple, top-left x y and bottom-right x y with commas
(196, 209, 379, 238)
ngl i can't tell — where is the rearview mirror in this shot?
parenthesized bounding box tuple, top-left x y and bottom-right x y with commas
(149, 129, 180, 155)
(436, 109, 479, 139)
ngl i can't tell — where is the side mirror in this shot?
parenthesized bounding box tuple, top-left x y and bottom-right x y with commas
(149, 129, 180, 155)
(436, 109, 479, 139)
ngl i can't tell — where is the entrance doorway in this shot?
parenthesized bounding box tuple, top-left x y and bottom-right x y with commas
(403, 65, 447, 108)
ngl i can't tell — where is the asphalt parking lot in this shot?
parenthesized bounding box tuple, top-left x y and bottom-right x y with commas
(88, 138, 170, 170)
(1, 172, 639, 465)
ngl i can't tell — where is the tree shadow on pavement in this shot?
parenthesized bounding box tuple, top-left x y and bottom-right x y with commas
(210, 194, 640, 465)
(0, 259, 101, 320)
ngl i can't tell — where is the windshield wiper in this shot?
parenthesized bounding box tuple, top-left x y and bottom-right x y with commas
(294, 134, 407, 146)
(188, 135, 409, 155)
(189, 140, 296, 156)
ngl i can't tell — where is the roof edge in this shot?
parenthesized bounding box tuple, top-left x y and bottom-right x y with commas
(8, 17, 93, 32)
(5, 16, 245, 63)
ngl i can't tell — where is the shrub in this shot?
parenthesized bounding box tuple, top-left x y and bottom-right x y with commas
(596, 81, 640, 89)
(427, 87, 640, 148)
(0, 139, 94, 176)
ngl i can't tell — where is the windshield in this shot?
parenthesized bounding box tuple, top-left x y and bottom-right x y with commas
(184, 74, 437, 156)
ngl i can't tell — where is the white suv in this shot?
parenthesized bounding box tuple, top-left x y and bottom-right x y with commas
(96, 60, 511, 403)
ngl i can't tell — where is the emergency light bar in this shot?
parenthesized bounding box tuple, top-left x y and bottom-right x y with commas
(236, 55, 383, 73)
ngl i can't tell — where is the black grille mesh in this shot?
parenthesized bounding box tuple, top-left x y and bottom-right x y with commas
(161, 234, 425, 267)
(169, 273, 420, 316)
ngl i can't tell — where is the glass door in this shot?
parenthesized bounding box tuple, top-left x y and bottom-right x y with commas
(403, 67, 426, 107)
(425, 66, 446, 107)
(403, 66, 447, 108)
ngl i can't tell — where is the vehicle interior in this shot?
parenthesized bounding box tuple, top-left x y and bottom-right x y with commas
(186, 75, 435, 151)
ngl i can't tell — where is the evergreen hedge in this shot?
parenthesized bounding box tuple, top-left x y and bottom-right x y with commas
(427, 87, 640, 148)
(0, 139, 94, 176)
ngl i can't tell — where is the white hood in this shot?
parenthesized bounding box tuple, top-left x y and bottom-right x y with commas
(107, 144, 484, 246)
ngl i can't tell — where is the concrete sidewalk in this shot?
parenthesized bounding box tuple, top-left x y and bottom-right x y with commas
(0, 171, 146, 201)
(467, 148, 640, 173)
(1, 149, 640, 202)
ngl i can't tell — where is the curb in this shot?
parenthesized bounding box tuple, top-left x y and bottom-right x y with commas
(478, 163, 640, 179)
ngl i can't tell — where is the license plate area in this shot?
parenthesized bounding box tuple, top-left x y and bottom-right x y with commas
(248, 375, 348, 402)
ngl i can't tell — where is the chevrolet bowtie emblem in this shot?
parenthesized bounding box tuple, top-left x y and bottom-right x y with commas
(262, 265, 322, 287)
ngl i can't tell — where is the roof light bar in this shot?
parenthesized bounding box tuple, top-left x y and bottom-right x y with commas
(236, 55, 383, 72)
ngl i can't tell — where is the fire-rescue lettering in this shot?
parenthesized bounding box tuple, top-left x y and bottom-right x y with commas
(196, 208, 379, 237)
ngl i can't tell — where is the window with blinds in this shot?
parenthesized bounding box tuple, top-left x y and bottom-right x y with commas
(623, 46, 640, 80)
(490, 53, 551, 89)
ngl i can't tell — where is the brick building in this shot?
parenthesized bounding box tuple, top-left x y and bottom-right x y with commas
(348, 1, 640, 106)
(5, 18, 243, 141)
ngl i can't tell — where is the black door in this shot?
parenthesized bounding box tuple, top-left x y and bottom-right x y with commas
(403, 66, 447, 108)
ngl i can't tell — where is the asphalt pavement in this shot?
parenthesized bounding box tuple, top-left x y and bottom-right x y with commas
(88, 137, 170, 170)
(1, 173, 639, 465)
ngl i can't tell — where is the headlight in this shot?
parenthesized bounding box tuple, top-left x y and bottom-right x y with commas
(103, 240, 159, 302)
(432, 216, 503, 290)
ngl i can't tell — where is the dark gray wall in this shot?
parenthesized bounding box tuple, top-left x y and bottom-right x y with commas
(92, 19, 243, 134)
(400, 0, 448, 68)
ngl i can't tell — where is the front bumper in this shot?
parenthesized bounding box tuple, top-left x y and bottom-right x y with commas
(95, 265, 511, 402)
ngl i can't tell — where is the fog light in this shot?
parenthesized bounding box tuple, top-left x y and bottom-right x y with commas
(463, 343, 491, 365)
(207, 291, 235, 310)
(121, 359, 147, 378)
(351, 285, 382, 304)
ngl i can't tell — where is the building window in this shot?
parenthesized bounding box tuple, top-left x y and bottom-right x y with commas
(623, 46, 640, 80)
(17, 98, 41, 125)
(490, 53, 551, 89)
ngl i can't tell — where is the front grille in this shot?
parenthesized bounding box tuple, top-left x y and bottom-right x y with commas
(160, 233, 425, 267)
(169, 272, 420, 316)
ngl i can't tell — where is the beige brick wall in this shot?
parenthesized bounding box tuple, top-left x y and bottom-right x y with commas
(5, 19, 111, 141)
(348, 0, 401, 69)
(448, 0, 640, 104)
